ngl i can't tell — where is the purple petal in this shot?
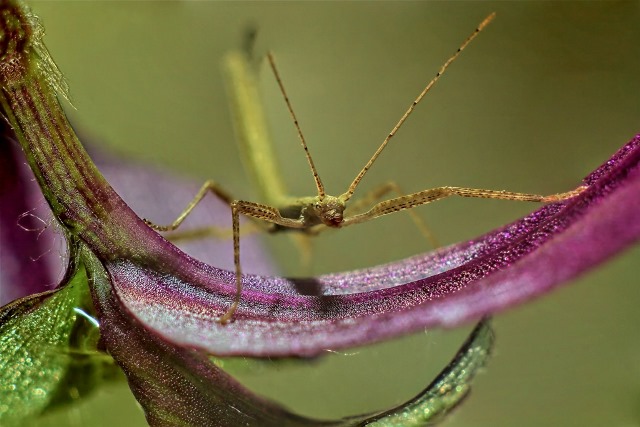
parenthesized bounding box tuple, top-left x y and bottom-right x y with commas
(108, 135, 640, 356)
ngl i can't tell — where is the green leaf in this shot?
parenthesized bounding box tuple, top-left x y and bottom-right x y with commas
(362, 319, 493, 426)
(0, 263, 116, 425)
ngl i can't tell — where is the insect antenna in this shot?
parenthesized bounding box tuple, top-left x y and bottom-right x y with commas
(267, 52, 326, 199)
(341, 12, 496, 202)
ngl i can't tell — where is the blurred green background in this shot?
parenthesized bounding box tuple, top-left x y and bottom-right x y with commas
(29, 2, 640, 426)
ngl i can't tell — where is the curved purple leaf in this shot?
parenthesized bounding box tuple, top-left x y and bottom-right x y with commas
(108, 135, 640, 356)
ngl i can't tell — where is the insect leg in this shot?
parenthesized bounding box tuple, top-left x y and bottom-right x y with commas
(143, 180, 235, 232)
(342, 185, 587, 227)
(143, 181, 305, 323)
(218, 202, 242, 324)
(346, 182, 439, 247)
(217, 200, 306, 324)
(161, 221, 262, 243)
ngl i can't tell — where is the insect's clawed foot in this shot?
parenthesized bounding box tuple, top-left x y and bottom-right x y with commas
(143, 218, 174, 232)
(216, 301, 240, 325)
(542, 185, 589, 203)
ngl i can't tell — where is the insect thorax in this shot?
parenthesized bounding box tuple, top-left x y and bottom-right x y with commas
(273, 195, 346, 232)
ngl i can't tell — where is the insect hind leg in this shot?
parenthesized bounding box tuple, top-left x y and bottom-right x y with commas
(143, 180, 235, 232)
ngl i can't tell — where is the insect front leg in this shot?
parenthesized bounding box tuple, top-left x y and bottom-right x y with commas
(217, 200, 306, 324)
(342, 185, 588, 227)
(346, 182, 439, 247)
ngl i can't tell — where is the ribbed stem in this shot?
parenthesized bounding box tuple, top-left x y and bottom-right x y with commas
(0, 0, 140, 259)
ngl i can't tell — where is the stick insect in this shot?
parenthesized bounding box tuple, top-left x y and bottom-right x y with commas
(145, 13, 586, 323)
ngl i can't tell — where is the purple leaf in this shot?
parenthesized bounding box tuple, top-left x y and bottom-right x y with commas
(107, 135, 640, 357)
(0, 135, 64, 305)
